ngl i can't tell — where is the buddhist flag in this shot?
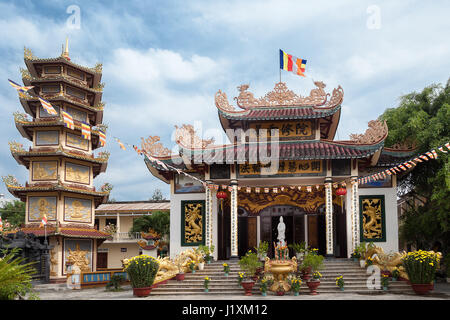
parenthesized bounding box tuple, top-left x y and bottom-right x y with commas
(264, 187, 269, 193)
(246, 187, 251, 193)
(273, 187, 278, 193)
(445, 142, 450, 151)
(425, 151, 434, 159)
(39, 214, 47, 228)
(438, 146, 448, 154)
(0, 216, 3, 232)
(385, 170, 392, 176)
(306, 186, 312, 192)
(81, 121, 91, 140)
(404, 162, 413, 169)
(8, 79, 34, 93)
(255, 187, 261, 193)
(115, 138, 126, 150)
(99, 131, 106, 147)
(61, 110, 74, 130)
(431, 149, 438, 159)
(419, 155, 429, 161)
(280, 49, 307, 77)
(38, 97, 58, 115)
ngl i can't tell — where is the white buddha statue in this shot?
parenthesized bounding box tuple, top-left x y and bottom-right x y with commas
(277, 216, 286, 246)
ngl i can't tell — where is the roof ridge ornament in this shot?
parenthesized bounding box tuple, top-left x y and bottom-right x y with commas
(349, 120, 388, 145)
(174, 124, 215, 149)
(215, 81, 344, 112)
(141, 136, 172, 157)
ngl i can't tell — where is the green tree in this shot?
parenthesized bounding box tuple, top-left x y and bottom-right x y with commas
(0, 200, 25, 227)
(130, 211, 170, 237)
(379, 79, 450, 251)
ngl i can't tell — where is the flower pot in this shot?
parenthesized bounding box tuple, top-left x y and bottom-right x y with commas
(392, 277, 397, 282)
(307, 280, 320, 295)
(352, 258, 358, 262)
(411, 283, 433, 295)
(191, 270, 196, 274)
(293, 291, 299, 296)
(359, 260, 366, 268)
(383, 286, 388, 291)
(241, 280, 255, 296)
(133, 287, 152, 297)
(261, 292, 267, 297)
(301, 267, 312, 281)
(340, 287, 344, 291)
(224, 273, 229, 277)
(198, 263, 205, 271)
(204, 288, 209, 293)
(176, 273, 185, 281)
(251, 275, 258, 282)
(276, 291, 285, 296)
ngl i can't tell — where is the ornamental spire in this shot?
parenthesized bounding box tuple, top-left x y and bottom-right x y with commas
(61, 37, 70, 60)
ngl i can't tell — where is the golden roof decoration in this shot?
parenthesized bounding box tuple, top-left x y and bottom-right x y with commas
(8, 141, 25, 153)
(174, 124, 215, 149)
(349, 120, 388, 145)
(141, 136, 172, 157)
(215, 81, 344, 111)
(20, 68, 32, 80)
(24, 47, 36, 60)
(2, 175, 22, 188)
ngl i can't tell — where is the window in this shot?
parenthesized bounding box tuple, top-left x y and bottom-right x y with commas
(94, 219, 99, 230)
(44, 66, 61, 74)
(105, 218, 117, 227)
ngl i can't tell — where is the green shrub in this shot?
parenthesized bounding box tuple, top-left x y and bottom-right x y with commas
(239, 251, 262, 278)
(302, 252, 324, 272)
(123, 254, 159, 288)
(0, 248, 38, 300)
(106, 274, 125, 291)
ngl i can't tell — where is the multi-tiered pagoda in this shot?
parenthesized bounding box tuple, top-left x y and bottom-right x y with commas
(142, 81, 415, 260)
(3, 40, 112, 281)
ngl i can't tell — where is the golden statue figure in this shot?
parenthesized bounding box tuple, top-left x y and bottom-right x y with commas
(67, 244, 90, 273)
(50, 249, 58, 276)
(66, 164, 89, 183)
(33, 162, 57, 180)
(174, 249, 202, 273)
(365, 246, 408, 279)
(154, 257, 179, 283)
(29, 197, 56, 220)
(65, 199, 90, 221)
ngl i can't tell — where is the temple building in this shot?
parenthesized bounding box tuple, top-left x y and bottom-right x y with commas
(143, 81, 415, 259)
(3, 41, 112, 281)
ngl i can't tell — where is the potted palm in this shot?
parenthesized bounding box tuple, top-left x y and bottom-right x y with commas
(124, 254, 159, 297)
(288, 242, 308, 263)
(256, 241, 269, 261)
(238, 251, 262, 296)
(402, 250, 440, 295)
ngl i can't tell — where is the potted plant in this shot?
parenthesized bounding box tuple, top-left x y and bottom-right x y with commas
(307, 271, 322, 295)
(357, 242, 367, 268)
(223, 263, 230, 276)
(259, 276, 270, 296)
(402, 250, 440, 295)
(365, 256, 374, 268)
(381, 274, 389, 291)
(391, 267, 400, 281)
(199, 245, 215, 264)
(188, 261, 196, 274)
(301, 252, 323, 280)
(336, 275, 345, 291)
(290, 277, 302, 296)
(239, 251, 262, 295)
(237, 272, 244, 288)
(239, 251, 262, 282)
(256, 241, 269, 262)
(350, 249, 361, 262)
(124, 254, 159, 297)
(195, 248, 205, 270)
(288, 242, 308, 262)
(204, 276, 210, 293)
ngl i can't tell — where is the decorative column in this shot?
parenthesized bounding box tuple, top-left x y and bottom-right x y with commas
(205, 181, 213, 249)
(324, 179, 334, 256)
(230, 180, 239, 259)
(116, 212, 121, 234)
(350, 177, 360, 253)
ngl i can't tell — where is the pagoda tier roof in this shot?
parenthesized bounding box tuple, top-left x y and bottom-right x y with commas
(178, 139, 385, 163)
(215, 82, 344, 121)
(4, 224, 111, 239)
(14, 114, 105, 150)
(10, 146, 109, 177)
(23, 75, 103, 96)
(19, 92, 104, 124)
(375, 147, 418, 167)
(24, 48, 102, 88)
(5, 182, 110, 206)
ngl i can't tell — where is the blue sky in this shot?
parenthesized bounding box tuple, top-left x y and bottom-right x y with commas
(0, 0, 449, 201)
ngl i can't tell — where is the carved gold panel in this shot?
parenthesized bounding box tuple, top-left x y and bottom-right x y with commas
(64, 197, 92, 223)
(359, 195, 386, 242)
(36, 130, 59, 146)
(28, 196, 57, 221)
(238, 160, 324, 177)
(65, 162, 90, 184)
(249, 120, 313, 139)
(63, 239, 92, 274)
(66, 132, 89, 150)
(32, 161, 58, 181)
(181, 200, 205, 246)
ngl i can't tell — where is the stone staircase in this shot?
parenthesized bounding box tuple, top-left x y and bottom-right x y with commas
(150, 258, 413, 296)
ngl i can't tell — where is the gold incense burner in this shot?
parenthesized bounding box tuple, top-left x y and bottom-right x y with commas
(264, 243, 297, 292)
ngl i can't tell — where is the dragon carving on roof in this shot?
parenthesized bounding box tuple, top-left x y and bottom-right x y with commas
(349, 120, 388, 145)
(174, 124, 215, 149)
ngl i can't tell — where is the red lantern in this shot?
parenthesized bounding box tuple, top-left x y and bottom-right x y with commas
(216, 191, 227, 213)
(216, 191, 227, 199)
(336, 188, 347, 196)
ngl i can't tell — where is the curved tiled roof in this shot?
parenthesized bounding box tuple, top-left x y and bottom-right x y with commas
(6, 225, 111, 239)
(96, 201, 170, 212)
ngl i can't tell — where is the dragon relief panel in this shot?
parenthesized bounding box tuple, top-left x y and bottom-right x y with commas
(238, 187, 340, 215)
(359, 195, 386, 242)
(181, 200, 205, 246)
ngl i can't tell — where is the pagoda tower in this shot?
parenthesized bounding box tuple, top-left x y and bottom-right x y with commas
(3, 40, 112, 281)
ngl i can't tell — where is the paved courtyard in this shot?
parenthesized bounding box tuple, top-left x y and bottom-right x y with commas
(33, 282, 450, 300)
